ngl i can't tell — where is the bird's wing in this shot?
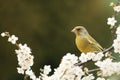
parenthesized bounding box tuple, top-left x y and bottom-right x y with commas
(87, 35, 103, 51)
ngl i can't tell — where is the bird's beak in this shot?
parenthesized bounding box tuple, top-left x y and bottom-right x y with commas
(71, 28, 76, 33)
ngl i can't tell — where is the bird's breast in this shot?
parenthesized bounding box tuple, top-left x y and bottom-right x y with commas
(75, 36, 90, 53)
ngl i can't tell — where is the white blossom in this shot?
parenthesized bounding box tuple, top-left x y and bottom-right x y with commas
(107, 17, 117, 26)
(50, 53, 79, 79)
(110, 2, 114, 6)
(96, 77, 105, 80)
(41, 76, 51, 80)
(86, 52, 96, 60)
(26, 69, 33, 75)
(114, 6, 120, 12)
(16, 43, 35, 79)
(25, 69, 36, 80)
(17, 67, 24, 74)
(62, 53, 78, 64)
(113, 26, 120, 53)
(43, 65, 51, 75)
(1, 32, 6, 37)
(73, 66, 84, 77)
(82, 74, 94, 80)
(8, 35, 18, 44)
(116, 25, 120, 36)
(95, 58, 120, 77)
(41, 53, 84, 80)
(18, 44, 32, 54)
(113, 38, 120, 53)
(17, 52, 34, 70)
(36, 78, 40, 80)
(15, 44, 34, 71)
(92, 52, 104, 61)
(79, 53, 89, 63)
(79, 52, 104, 62)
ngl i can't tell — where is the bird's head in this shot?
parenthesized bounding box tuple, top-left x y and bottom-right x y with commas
(71, 26, 88, 36)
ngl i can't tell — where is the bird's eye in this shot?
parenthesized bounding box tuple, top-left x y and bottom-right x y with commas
(76, 28, 81, 31)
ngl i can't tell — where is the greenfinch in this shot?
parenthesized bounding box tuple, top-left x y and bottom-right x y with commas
(71, 26, 103, 53)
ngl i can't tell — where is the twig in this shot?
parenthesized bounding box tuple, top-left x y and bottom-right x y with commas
(74, 60, 91, 66)
(75, 45, 114, 66)
(88, 68, 100, 73)
(103, 46, 113, 54)
(24, 74, 28, 80)
(111, 26, 116, 40)
(60, 69, 67, 79)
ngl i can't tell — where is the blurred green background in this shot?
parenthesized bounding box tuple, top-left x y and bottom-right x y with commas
(0, 0, 119, 80)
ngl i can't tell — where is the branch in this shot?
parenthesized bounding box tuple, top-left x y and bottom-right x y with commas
(103, 46, 113, 54)
(88, 68, 100, 73)
(75, 45, 114, 66)
(60, 69, 67, 79)
(24, 74, 28, 80)
(75, 60, 91, 66)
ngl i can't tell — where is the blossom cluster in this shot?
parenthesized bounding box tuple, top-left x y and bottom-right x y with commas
(1, 1, 120, 80)
(107, 2, 120, 54)
(107, 17, 117, 27)
(79, 52, 104, 63)
(40, 53, 106, 80)
(113, 5, 120, 12)
(113, 26, 120, 53)
(107, 2, 120, 27)
(1, 31, 118, 80)
(1, 32, 37, 80)
(1, 32, 120, 80)
(39, 52, 120, 80)
(15, 44, 34, 73)
(95, 58, 120, 77)
(110, 2, 120, 54)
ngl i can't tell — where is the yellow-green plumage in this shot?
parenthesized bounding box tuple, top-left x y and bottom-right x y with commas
(72, 26, 103, 53)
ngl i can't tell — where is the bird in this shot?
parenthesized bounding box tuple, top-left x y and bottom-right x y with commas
(71, 26, 103, 53)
